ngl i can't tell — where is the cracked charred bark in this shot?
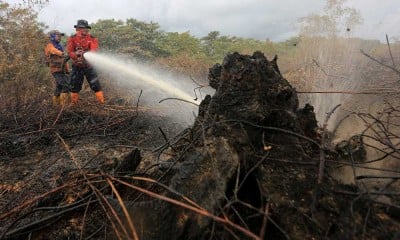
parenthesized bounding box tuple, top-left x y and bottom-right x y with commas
(127, 52, 322, 240)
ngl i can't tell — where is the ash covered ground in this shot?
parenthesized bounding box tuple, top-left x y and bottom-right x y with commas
(0, 52, 399, 240)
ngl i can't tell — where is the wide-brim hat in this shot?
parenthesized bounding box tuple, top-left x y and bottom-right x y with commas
(74, 19, 91, 29)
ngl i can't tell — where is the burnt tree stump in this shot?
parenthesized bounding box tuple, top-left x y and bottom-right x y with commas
(123, 52, 396, 240)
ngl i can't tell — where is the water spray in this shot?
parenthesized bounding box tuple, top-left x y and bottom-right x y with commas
(84, 52, 198, 104)
(83, 52, 210, 126)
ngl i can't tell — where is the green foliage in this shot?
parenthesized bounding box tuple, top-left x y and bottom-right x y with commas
(90, 18, 168, 59)
(89, 19, 125, 51)
(200, 31, 278, 63)
(160, 31, 204, 57)
(90, 18, 279, 65)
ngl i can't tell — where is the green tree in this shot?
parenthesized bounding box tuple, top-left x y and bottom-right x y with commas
(201, 31, 220, 57)
(160, 31, 203, 57)
(156, 31, 209, 79)
(91, 18, 167, 59)
(90, 19, 125, 50)
(201, 31, 277, 63)
(126, 18, 166, 57)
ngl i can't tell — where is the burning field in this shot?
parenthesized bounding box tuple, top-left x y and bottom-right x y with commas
(0, 51, 399, 239)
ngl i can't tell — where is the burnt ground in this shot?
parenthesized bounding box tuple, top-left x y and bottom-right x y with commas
(1, 52, 399, 240)
(0, 92, 185, 239)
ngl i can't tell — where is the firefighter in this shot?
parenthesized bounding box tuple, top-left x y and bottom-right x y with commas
(67, 19, 104, 104)
(44, 30, 70, 106)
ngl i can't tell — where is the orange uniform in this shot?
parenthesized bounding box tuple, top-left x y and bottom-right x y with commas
(67, 31, 98, 67)
(44, 30, 70, 106)
(44, 42, 70, 73)
(66, 19, 104, 104)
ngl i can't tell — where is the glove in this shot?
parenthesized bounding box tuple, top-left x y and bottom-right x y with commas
(75, 49, 83, 57)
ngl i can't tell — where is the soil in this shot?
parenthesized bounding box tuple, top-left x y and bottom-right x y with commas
(0, 52, 399, 240)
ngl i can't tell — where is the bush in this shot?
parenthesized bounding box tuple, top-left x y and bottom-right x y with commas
(0, 1, 51, 120)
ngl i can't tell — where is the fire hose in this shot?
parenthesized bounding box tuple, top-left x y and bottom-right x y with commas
(75, 47, 86, 64)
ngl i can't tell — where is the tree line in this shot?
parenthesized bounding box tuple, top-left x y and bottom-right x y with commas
(0, 0, 392, 110)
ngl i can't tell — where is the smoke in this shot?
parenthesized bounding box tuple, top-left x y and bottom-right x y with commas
(84, 52, 214, 126)
(291, 36, 400, 192)
(330, 103, 400, 192)
(296, 38, 367, 131)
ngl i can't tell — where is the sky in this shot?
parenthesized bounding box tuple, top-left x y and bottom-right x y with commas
(6, 0, 400, 42)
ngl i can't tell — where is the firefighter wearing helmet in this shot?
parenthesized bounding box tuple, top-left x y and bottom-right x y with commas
(44, 30, 70, 106)
(67, 19, 105, 104)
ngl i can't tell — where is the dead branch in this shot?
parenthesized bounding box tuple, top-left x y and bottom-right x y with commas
(386, 34, 396, 68)
(108, 175, 262, 240)
(158, 97, 199, 106)
(320, 104, 341, 184)
(106, 178, 139, 240)
(360, 49, 400, 79)
(0, 183, 76, 221)
(1, 200, 98, 239)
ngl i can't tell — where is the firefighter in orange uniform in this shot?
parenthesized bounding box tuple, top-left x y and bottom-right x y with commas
(67, 19, 104, 104)
(44, 30, 70, 106)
